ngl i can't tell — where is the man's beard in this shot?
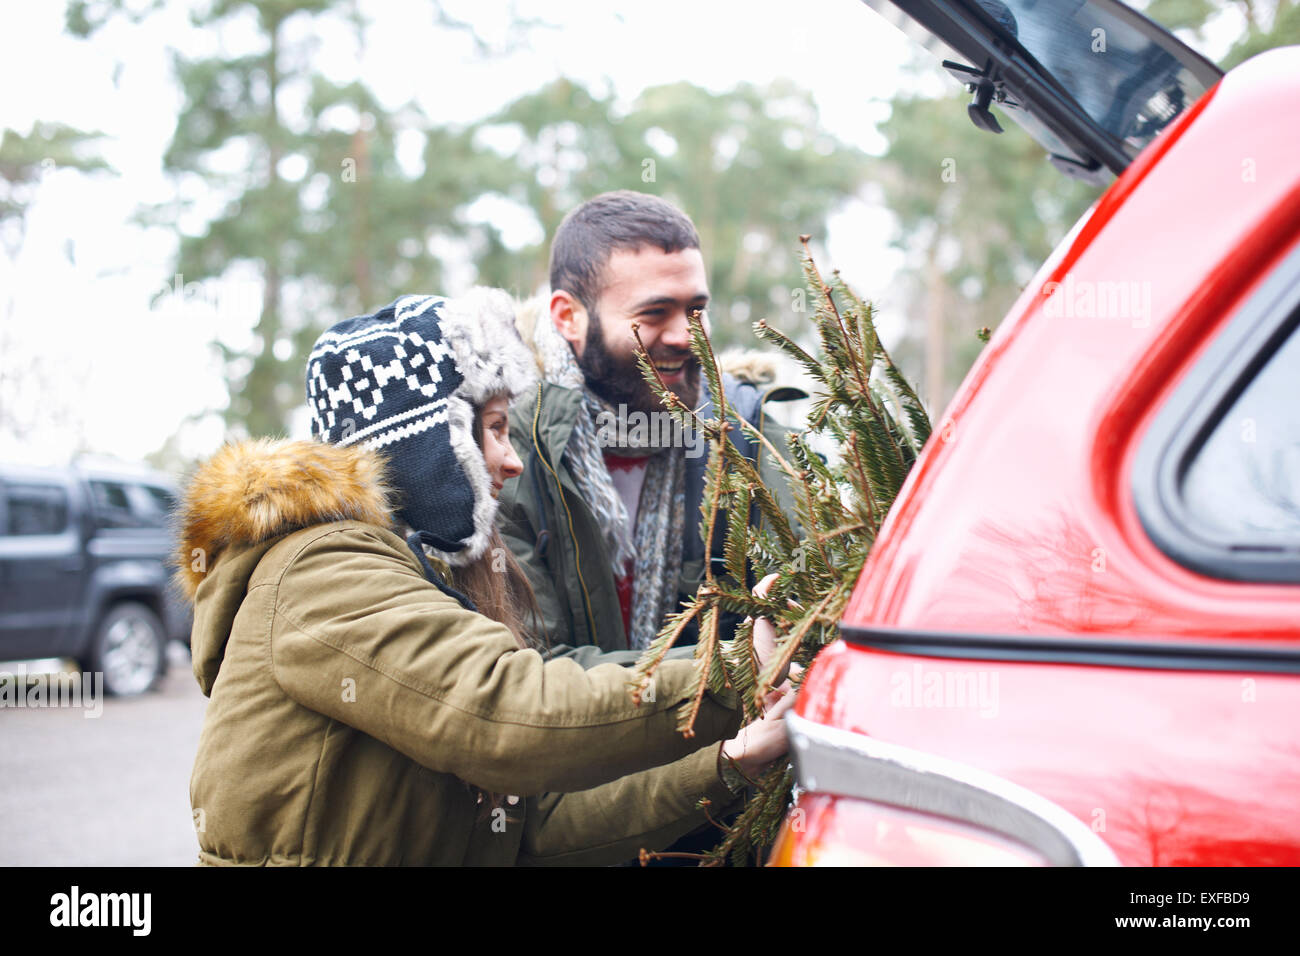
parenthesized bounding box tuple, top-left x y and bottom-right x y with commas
(577, 308, 702, 416)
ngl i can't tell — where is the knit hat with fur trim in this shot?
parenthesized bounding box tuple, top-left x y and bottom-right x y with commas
(306, 288, 536, 566)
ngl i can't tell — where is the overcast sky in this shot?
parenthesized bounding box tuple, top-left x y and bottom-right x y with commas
(0, 0, 1232, 470)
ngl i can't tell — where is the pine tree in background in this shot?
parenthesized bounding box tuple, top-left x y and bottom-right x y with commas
(628, 238, 931, 865)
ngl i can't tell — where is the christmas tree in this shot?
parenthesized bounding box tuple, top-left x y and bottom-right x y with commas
(629, 238, 932, 865)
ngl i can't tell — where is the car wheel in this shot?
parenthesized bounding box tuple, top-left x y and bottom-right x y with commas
(89, 602, 166, 697)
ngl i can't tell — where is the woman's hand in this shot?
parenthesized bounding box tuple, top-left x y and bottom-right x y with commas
(712, 572, 804, 784)
(750, 572, 790, 687)
(720, 686, 796, 779)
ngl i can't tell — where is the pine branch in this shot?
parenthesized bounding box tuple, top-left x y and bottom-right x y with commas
(678, 604, 721, 737)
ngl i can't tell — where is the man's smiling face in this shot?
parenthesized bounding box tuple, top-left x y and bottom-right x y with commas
(572, 244, 710, 415)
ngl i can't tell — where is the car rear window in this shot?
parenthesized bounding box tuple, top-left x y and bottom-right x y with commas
(1182, 322, 1300, 540)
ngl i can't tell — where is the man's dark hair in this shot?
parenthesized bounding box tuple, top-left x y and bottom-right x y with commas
(549, 190, 701, 313)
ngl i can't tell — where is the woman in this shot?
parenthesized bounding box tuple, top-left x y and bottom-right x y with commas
(178, 288, 790, 866)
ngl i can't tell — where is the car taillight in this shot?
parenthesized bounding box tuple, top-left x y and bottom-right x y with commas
(772, 793, 1049, 866)
(775, 712, 1118, 867)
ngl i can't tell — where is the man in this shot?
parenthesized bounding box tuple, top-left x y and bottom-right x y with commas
(498, 190, 801, 661)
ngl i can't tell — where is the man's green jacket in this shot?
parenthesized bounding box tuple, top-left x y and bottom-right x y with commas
(498, 371, 803, 666)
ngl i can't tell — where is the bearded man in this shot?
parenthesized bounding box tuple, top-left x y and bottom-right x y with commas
(498, 190, 801, 661)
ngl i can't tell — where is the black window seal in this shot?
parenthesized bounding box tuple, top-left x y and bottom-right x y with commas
(842, 624, 1300, 674)
(1132, 239, 1300, 584)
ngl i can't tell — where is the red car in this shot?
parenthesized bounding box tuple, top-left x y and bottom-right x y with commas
(774, 0, 1300, 866)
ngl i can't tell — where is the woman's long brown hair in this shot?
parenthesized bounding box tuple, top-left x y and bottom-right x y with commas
(448, 401, 547, 653)
(450, 527, 546, 652)
(448, 396, 549, 820)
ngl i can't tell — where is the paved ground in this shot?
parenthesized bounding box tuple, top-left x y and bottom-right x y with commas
(0, 643, 207, 866)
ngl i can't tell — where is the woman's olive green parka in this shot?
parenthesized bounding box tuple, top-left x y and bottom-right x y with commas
(177, 438, 743, 866)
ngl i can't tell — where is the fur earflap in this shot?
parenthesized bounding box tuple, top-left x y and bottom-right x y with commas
(425, 395, 498, 568)
(173, 438, 393, 602)
(439, 286, 539, 404)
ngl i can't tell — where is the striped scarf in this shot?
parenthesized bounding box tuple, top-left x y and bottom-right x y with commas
(532, 317, 686, 650)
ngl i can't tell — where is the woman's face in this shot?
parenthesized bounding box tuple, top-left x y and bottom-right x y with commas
(479, 395, 523, 498)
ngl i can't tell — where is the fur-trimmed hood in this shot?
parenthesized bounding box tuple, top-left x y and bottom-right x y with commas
(174, 438, 393, 604)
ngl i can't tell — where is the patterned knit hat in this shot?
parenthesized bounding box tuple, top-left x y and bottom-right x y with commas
(306, 288, 536, 566)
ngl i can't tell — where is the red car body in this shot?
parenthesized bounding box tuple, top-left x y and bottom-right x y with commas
(774, 46, 1300, 866)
